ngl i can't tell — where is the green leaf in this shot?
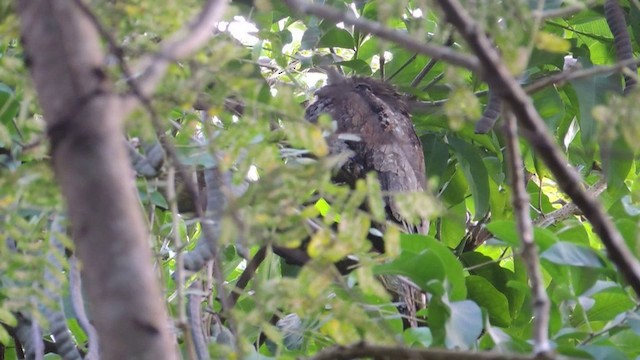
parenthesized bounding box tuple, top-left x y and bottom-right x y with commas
(616, 219, 640, 260)
(449, 137, 490, 219)
(486, 220, 560, 250)
(423, 134, 450, 187)
(431, 298, 483, 349)
(403, 327, 432, 347)
(440, 166, 468, 206)
(150, 190, 168, 209)
(0, 324, 10, 346)
(461, 251, 525, 318)
(301, 25, 322, 50)
(570, 58, 621, 154)
(0, 308, 16, 326)
(317, 28, 354, 49)
(374, 250, 445, 293)
(0, 83, 19, 126)
(466, 275, 511, 327)
(446, 300, 483, 348)
(580, 345, 628, 360)
(533, 86, 565, 130)
(601, 137, 633, 190)
(540, 242, 602, 267)
(587, 289, 635, 323)
(336, 59, 371, 75)
(400, 235, 467, 300)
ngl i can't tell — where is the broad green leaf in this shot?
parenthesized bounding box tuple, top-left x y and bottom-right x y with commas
(466, 275, 511, 327)
(423, 134, 449, 187)
(540, 241, 603, 267)
(0, 83, 18, 126)
(317, 28, 354, 49)
(432, 291, 485, 349)
(336, 59, 371, 74)
(0, 308, 16, 326)
(441, 299, 484, 349)
(440, 165, 468, 206)
(609, 329, 640, 358)
(535, 32, 571, 53)
(0, 325, 10, 346)
(150, 190, 168, 209)
(374, 250, 445, 293)
(404, 235, 467, 300)
(586, 289, 635, 323)
(301, 24, 322, 50)
(462, 251, 525, 318)
(320, 318, 360, 345)
(616, 218, 640, 259)
(580, 344, 628, 360)
(404, 327, 432, 347)
(533, 86, 565, 130)
(601, 137, 633, 190)
(449, 137, 490, 219)
(486, 220, 559, 250)
(570, 58, 621, 154)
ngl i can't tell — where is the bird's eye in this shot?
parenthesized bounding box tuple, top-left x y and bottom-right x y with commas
(354, 83, 372, 92)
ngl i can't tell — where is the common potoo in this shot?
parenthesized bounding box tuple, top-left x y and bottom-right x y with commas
(305, 75, 428, 327)
(305, 76, 429, 246)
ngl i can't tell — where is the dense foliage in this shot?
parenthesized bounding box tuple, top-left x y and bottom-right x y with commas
(1, 0, 640, 359)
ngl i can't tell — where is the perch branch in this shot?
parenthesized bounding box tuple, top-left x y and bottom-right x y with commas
(306, 342, 558, 360)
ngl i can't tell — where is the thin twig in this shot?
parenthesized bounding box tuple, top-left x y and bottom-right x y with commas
(281, 0, 480, 72)
(534, 178, 608, 228)
(525, 57, 640, 94)
(229, 246, 267, 307)
(166, 166, 196, 360)
(411, 58, 438, 88)
(503, 108, 551, 355)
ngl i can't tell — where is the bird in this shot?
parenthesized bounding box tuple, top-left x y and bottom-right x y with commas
(304, 73, 429, 327)
(305, 74, 429, 243)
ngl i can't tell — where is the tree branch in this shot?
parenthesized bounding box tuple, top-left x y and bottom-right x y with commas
(306, 342, 558, 360)
(525, 57, 640, 94)
(435, 0, 640, 297)
(17, 1, 177, 358)
(281, 0, 480, 72)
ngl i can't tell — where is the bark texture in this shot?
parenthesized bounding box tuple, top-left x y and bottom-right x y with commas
(17, 1, 176, 359)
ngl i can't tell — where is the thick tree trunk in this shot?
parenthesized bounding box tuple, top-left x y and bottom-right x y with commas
(17, 1, 176, 359)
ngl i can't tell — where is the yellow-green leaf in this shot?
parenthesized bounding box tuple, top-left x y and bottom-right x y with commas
(535, 32, 570, 53)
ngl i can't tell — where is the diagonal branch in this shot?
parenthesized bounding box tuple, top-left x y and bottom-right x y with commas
(435, 0, 640, 297)
(281, 0, 480, 72)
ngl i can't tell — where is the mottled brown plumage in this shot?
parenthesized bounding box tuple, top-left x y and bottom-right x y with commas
(305, 76, 428, 327)
(305, 76, 428, 239)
